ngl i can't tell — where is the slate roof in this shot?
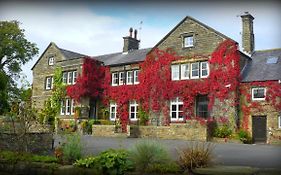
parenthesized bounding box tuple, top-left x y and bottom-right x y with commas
(58, 47, 87, 60)
(242, 48, 281, 82)
(93, 48, 151, 66)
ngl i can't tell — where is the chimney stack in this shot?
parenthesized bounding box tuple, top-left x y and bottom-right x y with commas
(123, 28, 140, 52)
(241, 12, 255, 55)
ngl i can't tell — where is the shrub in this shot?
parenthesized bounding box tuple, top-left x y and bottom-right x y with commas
(98, 149, 133, 175)
(74, 149, 133, 175)
(213, 125, 232, 138)
(178, 142, 214, 170)
(238, 130, 252, 144)
(129, 140, 171, 172)
(74, 157, 97, 168)
(62, 134, 82, 163)
(145, 162, 181, 174)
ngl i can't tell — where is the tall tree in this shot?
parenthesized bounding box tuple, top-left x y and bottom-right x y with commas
(0, 20, 38, 113)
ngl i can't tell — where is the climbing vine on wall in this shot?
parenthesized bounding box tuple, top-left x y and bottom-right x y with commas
(67, 57, 105, 102)
(239, 81, 281, 130)
(100, 39, 241, 131)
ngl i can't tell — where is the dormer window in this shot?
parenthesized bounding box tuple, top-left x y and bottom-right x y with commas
(48, 56, 54, 65)
(183, 36, 194, 48)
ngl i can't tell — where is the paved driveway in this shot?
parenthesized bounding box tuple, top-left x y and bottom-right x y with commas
(55, 135, 281, 169)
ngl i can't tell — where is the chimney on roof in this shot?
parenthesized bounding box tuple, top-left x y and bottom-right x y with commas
(123, 27, 140, 52)
(241, 12, 255, 55)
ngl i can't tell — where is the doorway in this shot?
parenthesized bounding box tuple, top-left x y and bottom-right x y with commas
(252, 116, 267, 143)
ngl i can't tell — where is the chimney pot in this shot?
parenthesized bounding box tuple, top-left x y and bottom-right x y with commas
(134, 29, 138, 39)
(129, 27, 133, 37)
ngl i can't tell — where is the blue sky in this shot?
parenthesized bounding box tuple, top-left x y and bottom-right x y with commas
(0, 1, 280, 85)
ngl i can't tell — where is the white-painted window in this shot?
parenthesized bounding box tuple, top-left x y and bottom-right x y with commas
(170, 97, 184, 121)
(66, 99, 71, 115)
(112, 73, 118, 86)
(119, 72, 125, 85)
(67, 72, 73, 85)
(252, 87, 266, 101)
(171, 64, 180, 80)
(181, 64, 189, 80)
(48, 56, 54, 65)
(62, 72, 67, 84)
(129, 101, 138, 121)
(200, 62, 209, 78)
(60, 100, 66, 115)
(110, 102, 117, 121)
(127, 71, 133, 85)
(134, 70, 140, 84)
(184, 36, 194, 47)
(191, 62, 200, 79)
(71, 99, 75, 115)
(73, 71, 78, 84)
(45, 76, 53, 90)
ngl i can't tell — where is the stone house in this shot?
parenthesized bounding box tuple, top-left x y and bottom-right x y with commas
(31, 12, 281, 143)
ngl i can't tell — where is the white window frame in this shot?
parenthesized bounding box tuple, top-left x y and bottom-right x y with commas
(60, 100, 66, 115)
(183, 36, 194, 48)
(65, 99, 71, 115)
(134, 70, 140, 84)
(170, 97, 184, 121)
(45, 77, 53, 90)
(110, 102, 117, 121)
(278, 115, 281, 129)
(127, 71, 133, 85)
(119, 72, 125, 85)
(63, 72, 67, 84)
(129, 101, 138, 121)
(48, 56, 54, 65)
(252, 87, 266, 101)
(73, 71, 78, 84)
(181, 63, 189, 80)
(71, 99, 75, 115)
(112, 72, 118, 86)
(171, 64, 180, 81)
(67, 72, 73, 85)
(191, 62, 200, 79)
(200, 62, 209, 78)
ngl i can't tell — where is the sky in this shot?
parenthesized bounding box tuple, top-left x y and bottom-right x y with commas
(0, 0, 280, 86)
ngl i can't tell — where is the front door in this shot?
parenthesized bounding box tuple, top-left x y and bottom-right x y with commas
(89, 99, 97, 119)
(252, 116, 267, 143)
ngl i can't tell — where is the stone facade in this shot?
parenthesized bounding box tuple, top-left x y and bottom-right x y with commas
(32, 42, 83, 118)
(92, 120, 207, 141)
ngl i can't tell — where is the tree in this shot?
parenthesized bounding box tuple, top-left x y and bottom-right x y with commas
(0, 20, 38, 113)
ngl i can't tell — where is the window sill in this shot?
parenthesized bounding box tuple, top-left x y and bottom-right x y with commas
(252, 98, 265, 101)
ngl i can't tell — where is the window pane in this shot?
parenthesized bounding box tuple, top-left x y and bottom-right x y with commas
(191, 63, 199, 78)
(172, 105, 177, 111)
(63, 72, 67, 84)
(119, 72, 125, 85)
(68, 72, 73, 84)
(134, 70, 139, 84)
(127, 71, 133, 84)
(181, 64, 189, 79)
(172, 112, 177, 118)
(201, 62, 209, 77)
(171, 65, 180, 80)
(254, 89, 265, 98)
(66, 99, 71, 114)
(73, 71, 78, 83)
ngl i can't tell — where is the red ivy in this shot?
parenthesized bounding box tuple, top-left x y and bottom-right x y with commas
(240, 81, 281, 130)
(67, 57, 105, 102)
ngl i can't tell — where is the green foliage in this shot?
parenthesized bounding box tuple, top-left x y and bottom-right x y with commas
(129, 140, 171, 172)
(40, 67, 66, 127)
(0, 150, 58, 164)
(97, 149, 133, 175)
(213, 125, 232, 138)
(145, 162, 181, 174)
(74, 149, 133, 175)
(178, 142, 214, 170)
(62, 134, 82, 163)
(138, 107, 149, 125)
(74, 157, 97, 168)
(0, 20, 38, 113)
(238, 130, 252, 144)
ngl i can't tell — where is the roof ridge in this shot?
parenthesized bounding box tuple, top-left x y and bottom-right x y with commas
(58, 47, 87, 56)
(255, 48, 281, 52)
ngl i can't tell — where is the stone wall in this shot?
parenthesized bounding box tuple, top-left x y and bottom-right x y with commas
(92, 120, 207, 141)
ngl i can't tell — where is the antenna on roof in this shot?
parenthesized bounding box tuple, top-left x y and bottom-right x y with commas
(138, 21, 143, 47)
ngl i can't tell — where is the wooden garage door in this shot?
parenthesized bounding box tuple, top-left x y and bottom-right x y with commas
(252, 116, 267, 143)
